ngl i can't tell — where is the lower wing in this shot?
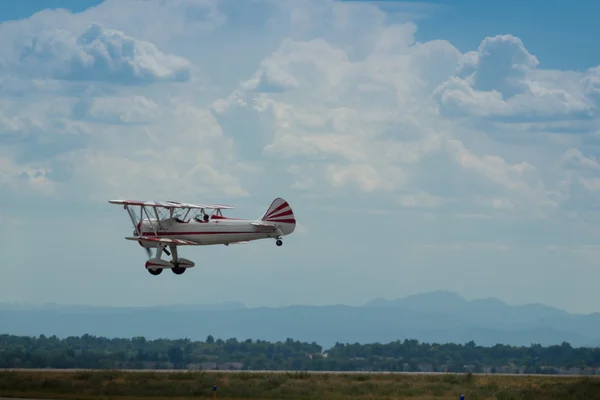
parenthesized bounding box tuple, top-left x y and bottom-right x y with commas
(125, 236, 196, 245)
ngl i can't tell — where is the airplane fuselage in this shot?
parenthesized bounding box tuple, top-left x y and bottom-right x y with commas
(137, 215, 293, 247)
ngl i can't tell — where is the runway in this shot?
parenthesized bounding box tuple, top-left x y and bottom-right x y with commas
(0, 368, 597, 378)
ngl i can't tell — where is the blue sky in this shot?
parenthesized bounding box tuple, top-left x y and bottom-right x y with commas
(410, 0, 600, 71)
(1, 0, 600, 314)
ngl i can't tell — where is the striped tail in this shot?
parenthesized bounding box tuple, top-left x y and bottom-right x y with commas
(260, 198, 296, 227)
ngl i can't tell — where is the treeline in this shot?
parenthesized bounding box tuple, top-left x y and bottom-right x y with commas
(1, 334, 600, 374)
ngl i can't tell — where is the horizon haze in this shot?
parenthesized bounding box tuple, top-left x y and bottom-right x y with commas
(1, 0, 600, 315)
(2, 290, 600, 348)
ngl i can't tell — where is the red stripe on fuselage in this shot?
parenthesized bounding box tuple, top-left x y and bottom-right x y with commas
(141, 231, 252, 236)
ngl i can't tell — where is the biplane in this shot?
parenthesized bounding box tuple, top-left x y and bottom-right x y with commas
(108, 197, 296, 276)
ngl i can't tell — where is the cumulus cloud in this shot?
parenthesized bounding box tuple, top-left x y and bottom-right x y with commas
(11, 22, 191, 84)
(241, 60, 300, 93)
(1, 0, 600, 224)
(210, 10, 585, 220)
(3, 0, 600, 312)
(433, 34, 595, 123)
(0, 155, 57, 196)
(72, 95, 160, 124)
(582, 66, 600, 106)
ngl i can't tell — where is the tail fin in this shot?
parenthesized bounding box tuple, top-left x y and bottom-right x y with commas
(259, 197, 296, 226)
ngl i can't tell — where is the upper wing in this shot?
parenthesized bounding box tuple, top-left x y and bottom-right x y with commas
(109, 200, 233, 210)
(126, 236, 197, 245)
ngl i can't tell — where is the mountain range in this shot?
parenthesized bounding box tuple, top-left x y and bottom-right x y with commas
(1, 291, 599, 348)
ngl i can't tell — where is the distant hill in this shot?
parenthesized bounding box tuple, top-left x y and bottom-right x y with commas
(1, 292, 599, 348)
(363, 290, 575, 328)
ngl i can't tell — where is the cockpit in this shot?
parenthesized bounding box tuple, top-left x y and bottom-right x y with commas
(170, 209, 215, 223)
(193, 214, 209, 223)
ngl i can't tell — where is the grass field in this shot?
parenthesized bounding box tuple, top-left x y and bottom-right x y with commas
(1, 369, 600, 400)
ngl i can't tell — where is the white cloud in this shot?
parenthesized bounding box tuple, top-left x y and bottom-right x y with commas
(2, 0, 600, 311)
(582, 66, 600, 106)
(212, 18, 575, 220)
(433, 34, 595, 123)
(325, 163, 406, 192)
(1, 0, 597, 218)
(54, 97, 251, 202)
(0, 155, 57, 196)
(397, 193, 454, 208)
(562, 148, 600, 171)
(11, 22, 191, 84)
(0, 12, 250, 203)
(241, 59, 300, 93)
(73, 95, 160, 124)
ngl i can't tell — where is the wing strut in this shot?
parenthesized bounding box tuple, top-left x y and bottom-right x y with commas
(125, 205, 139, 234)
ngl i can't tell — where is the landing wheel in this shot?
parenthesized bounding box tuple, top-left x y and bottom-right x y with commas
(148, 268, 162, 276)
(172, 266, 186, 275)
(276, 239, 283, 246)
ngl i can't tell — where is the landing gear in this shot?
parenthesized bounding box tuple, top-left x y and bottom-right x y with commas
(144, 244, 195, 276)
(171, 261, 186, 275)
(170, 247, 185, 274)
(276, 239, 283, 246)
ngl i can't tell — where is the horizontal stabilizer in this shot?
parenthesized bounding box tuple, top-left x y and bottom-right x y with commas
(252, 221, 276, 227)
(251, 221, 278, 231)
(126, 236, 196, 245)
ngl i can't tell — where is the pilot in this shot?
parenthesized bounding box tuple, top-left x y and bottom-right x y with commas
(203, 213, 209, 222)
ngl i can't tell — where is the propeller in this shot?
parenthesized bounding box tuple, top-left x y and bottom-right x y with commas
(134, 229, 153, 258)
(133, 230, 170, 258)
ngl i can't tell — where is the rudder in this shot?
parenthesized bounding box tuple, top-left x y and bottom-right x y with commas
(260, 198, 296, 225)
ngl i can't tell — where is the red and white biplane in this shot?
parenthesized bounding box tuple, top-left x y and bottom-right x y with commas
(109, 197, 296, 276)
